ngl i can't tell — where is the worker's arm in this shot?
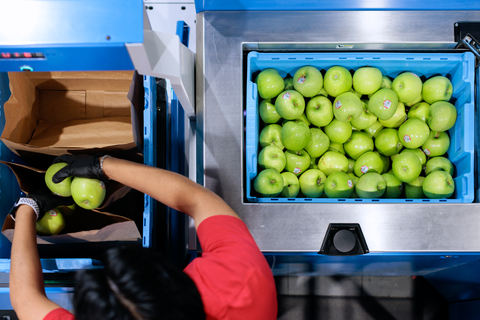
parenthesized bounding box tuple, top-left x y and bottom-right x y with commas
(53, 155, 240, 229)
(10, 205, 62, 320)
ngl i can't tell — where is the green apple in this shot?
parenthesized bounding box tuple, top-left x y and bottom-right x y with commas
(256, 68, 285, 99)
(398, 118, 430, 149)
(305, 95, 333, 127)
(408, 102, 430, 122)
(71, 177, 106, 210)
(299, 169, 326, 198)
(392, 72, 423, 103)
(382, 172, 403, 198)
(422, 76, 453, 104)
(305, 128, 330, 159)
(405, 176, 425, 199)
(324, 119, 352, 144)
(423, 171, 455, 199)
(258, 145, 286, 172)
(275, 90, 305, 120)
(363, 121, 384, 139)
(333, 92, 363, 122)
(324, 66, 352, 97)
(378, 102, 406, 128)
(318, 151, 349, 176)
(353, 67, 383, 95)
(425, 157, 454, 176)
(350, 104, 377, 130)
(280, 172, 300, 198)
(404, 94, 423, 107)
(281, 121, 311, 151)
(324, 171, 355, 198)
(374, 151, 391, 173)
(355, 172, 386, 198)
(427, 101, 457, 132)
(367, 89, 399, 120)
(45, 162, 72, 197)
(254, 169, 284, 197)
(402, 148, 426, 167)
(367, 76, 392, 99)
(285, 149, 311, 176)
(293, 66, 323, 98)
(354, 151, 384, 177)
(36, 208, 65, 235)
(392, 151, 422, 183)
(344, 131, 374, 160)
(347, 159, 355, 173)
(422, 131, 450, 157)
(259, 124, 284, 150)
(58, 204, 76, 217)
(375, 128, 403, 156)
(284, 77, 294, 90)
(259, 99, 281, 124)
(328, 142, 345, 155)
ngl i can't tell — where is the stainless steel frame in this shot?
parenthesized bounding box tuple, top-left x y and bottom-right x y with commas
(196, 10, 480, 252)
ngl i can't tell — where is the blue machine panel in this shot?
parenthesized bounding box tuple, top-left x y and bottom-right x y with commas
(195, 0, 480, 13)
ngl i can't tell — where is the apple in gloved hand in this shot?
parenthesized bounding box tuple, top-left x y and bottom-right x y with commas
(71, 177, 106, 210)
(36, 208, 65, 236)
(45, 162, 72, 197)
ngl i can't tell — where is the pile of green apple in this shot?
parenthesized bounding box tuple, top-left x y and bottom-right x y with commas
(38, 162, 107, 235)
(253, 65, 457, 200)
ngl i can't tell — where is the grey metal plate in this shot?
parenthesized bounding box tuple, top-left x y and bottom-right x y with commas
(197, 10, 480, 252)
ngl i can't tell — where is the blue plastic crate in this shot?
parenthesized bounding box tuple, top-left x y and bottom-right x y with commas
(246, 51, 475, 203)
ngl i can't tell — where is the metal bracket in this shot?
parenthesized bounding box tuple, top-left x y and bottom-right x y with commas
(454, 33, 480, 67)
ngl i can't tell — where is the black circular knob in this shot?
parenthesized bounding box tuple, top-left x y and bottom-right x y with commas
(333, 229, 356, 253)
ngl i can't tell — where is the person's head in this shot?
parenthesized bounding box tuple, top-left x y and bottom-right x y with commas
(73, 244, 205, 320)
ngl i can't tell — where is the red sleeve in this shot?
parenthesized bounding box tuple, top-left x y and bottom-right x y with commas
(184, 215, 277, 320)
(43, 308, 75, 320)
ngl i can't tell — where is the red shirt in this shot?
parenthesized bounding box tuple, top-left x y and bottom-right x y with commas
(44, 215, 277, 320)
(184, 215, 278, 320)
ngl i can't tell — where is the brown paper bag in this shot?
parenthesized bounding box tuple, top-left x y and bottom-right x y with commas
(0, 71, 143, 169)
(0, 161, 141, 244)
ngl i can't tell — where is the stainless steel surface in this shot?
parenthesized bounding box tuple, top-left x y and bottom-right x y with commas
(197, 10, 480, 252)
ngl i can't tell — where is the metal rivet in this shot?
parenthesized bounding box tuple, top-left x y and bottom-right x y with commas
(106, 35, 111, 40)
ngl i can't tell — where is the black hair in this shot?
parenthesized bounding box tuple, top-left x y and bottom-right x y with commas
(73, 244, 205, 320)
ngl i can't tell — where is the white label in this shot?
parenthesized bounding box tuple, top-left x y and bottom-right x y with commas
(348, 180, 353, 188)
(423, 148, 431, 155)
(49, 209, 57, 217)
(403, 135, 411, 143)
(297, 76, 305, 84)
(100, 181, 106, 189)
(293, 167, 301, 174)
(383, 100, 391, 109)
(283, 92, 291, 100)
(335, 101, 342, 109)
(361, 166, 369, 174)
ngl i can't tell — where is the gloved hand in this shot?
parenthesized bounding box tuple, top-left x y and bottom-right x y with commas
(52, 154, 110, 184)
(28, 189, 75, 219)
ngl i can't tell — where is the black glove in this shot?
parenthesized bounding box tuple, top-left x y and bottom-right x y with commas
(52, 154, 109, 183)
(10, 189, 74, 221)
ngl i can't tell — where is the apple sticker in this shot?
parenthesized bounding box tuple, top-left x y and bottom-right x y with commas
(383, 100, 391, 109)
(361, 166, 369, 174)
(424, 149, 431, 156)
(282, 92, 291, 99)
(297, 76, 305, 84)
(335, 101, 342, 109)
(293, 167, 301, 174)
(348, 180, 353, 188)
(49, 210, 57, 217)
(403, 135, 411, 143)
